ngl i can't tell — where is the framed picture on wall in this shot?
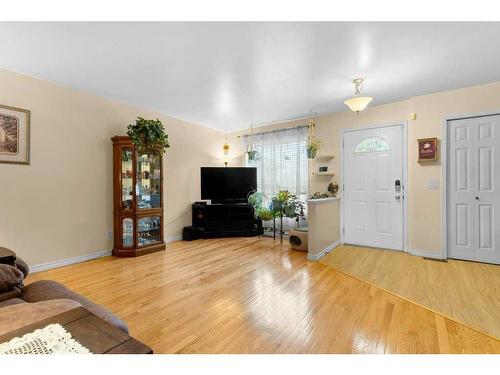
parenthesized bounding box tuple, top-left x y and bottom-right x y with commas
(0, 104, 30, 165)
(417, 137, 438, 162)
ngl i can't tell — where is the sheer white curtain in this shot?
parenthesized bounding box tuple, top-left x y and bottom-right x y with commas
(242, 126, 308, 204)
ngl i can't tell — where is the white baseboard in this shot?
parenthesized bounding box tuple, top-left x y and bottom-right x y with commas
(166, 235, 183, 243)
(307, 240, 340, 261)
(30, 249, 112, 273)
(409, 248, 445, 260)
(30, 235, 184, 274)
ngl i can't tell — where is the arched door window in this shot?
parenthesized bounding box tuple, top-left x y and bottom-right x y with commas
(354, 137, 390, 153)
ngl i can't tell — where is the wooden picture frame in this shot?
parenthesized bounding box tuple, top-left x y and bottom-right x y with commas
(0, 104, 31, 165)
(417, 137, 438, 162)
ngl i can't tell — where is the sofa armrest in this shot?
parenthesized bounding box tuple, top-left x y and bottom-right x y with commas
(21, 280, 128, 333)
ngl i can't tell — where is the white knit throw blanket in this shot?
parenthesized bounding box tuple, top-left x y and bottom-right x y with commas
(0, 323, 91, 354)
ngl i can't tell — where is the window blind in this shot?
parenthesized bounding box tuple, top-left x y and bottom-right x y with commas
(242, 126, 308, 203)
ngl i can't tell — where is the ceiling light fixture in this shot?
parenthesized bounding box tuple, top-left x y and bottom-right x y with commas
(344, 78, 373, 114)
(223, 130, 230, 156)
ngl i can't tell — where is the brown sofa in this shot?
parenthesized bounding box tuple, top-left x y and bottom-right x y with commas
(0, 247, 128, 335)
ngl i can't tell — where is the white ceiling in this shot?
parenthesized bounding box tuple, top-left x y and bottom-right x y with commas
(1, 22, 500, 131)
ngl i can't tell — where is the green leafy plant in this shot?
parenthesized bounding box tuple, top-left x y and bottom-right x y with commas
(247, 150, 260, 162)
(307, 136, 322, 159)
(271, 190, 305, 219)
(127, 117, 170, 156)
(256, 207, 274, 221)
(248, 190, 265, 210)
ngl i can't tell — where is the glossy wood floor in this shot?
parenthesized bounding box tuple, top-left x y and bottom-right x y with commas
(27, 238, 500, 353)
(321, 245, 500, 340)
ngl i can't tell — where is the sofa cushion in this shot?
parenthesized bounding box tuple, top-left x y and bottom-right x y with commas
(0, 247, 16, 267)
(0, 299, 81, 336)
(0, 264, 24, 294)
(21, 280, 128, 333)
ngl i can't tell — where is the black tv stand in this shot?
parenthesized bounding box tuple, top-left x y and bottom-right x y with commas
(185, 202, 263, 239)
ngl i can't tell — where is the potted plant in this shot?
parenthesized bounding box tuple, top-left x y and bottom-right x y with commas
(255, 207, 275, 236)
(247, 150, 260, 162)
(270, 190, 306, 241)
(127, 117, 170, 156)
(307, 136, 322, 159)
(248, 190, 265, 212)
(246, 123, 260, 162)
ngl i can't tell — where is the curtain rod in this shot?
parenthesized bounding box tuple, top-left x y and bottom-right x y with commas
(237, 124, 312, 139)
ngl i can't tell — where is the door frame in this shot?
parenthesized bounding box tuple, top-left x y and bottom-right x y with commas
(441, 110, 500, 260)
(340, 122, 409, 253)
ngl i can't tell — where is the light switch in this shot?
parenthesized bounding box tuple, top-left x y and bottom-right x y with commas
(427, 180, 439, 189)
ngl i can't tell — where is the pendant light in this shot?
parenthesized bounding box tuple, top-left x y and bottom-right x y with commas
(223, 130, 230, 156)
(222, 130, 230, 167)
(344, 78, 373, 114)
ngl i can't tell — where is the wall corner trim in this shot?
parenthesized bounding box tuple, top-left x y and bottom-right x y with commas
(409, 248, 445, 260)
(166, 235, 183, 243)
(307, 240, 340, 261)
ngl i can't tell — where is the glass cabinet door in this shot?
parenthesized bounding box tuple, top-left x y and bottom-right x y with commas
(136, 154, 161, 209)
(137, 216, 162, 247)
(122, 218, 134, 247)
(121, 148, 134, 210)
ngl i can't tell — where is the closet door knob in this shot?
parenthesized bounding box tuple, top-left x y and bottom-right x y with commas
(475, 197, 480, 200)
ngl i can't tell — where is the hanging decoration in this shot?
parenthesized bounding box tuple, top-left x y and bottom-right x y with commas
(306, 118, 322, 159)
(246, 122, 260, 162)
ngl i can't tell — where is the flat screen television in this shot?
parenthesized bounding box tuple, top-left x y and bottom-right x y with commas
(201, 167, 257, 204)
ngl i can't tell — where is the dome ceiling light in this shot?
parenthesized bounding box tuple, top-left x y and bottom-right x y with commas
(344, 78, 373, 114)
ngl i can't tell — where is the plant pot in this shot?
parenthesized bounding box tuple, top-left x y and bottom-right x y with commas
(307, 148, 317, 159)
(271, 198, 284, 211)
(262, 220, 275, 237)
(283, 205, 296, 217)
(247, 150, 259, 161)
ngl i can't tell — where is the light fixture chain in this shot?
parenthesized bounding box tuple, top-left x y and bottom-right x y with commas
(354, 78, 364, 96)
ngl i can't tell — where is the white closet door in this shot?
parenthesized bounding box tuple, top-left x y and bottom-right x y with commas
(448, 118, 475, 260)
(448, 115, 500, 264)
(474, 116, 500, 264)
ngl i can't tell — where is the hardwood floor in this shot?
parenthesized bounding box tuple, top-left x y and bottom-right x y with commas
(320, 245, 500, 340)
(27, 238, 500, 353)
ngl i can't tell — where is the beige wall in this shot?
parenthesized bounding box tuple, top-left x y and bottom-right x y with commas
(0, 69, 224, 266)
(229, 81, 500, 255)
(307, 198, 340, 259)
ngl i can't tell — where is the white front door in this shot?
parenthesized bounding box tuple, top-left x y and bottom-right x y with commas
(343, 125, 404, 250)
(448, 115, 500, 264)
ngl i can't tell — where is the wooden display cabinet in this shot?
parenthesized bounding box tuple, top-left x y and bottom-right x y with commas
(111, 136, 165, 257)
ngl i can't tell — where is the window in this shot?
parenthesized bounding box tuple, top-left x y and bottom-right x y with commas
(243, 127, 308, 203)
(354, 137, 390, 153)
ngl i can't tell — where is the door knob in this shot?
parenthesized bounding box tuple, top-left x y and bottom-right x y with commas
(475, 196, 480, 200)
(395, 195, 401, 201)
